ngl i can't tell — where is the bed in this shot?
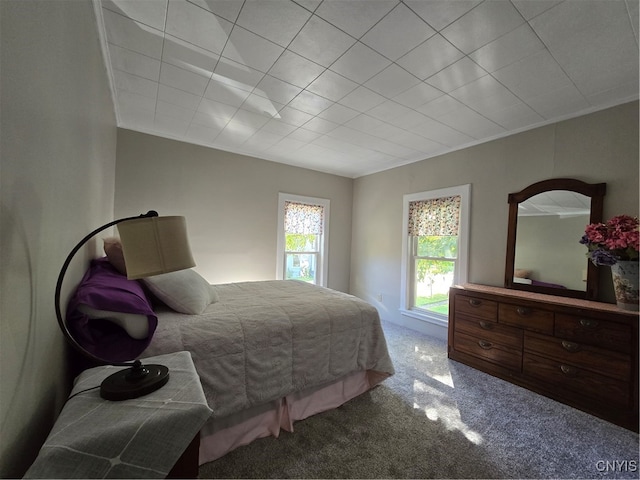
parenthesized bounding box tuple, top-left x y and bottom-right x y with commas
(67, 258, 395, 465)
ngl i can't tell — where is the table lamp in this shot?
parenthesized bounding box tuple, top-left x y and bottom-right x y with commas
(54, 210, 195, 400)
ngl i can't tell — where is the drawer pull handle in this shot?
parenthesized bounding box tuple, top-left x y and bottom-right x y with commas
(469, 299, 482, 307)
(579, 318, 599, 328)
(516, 307, 532, 316)
(479, 320, 492, 330)
(560, 365, 578, 376)
(478, 340, 493, 350)
(561, 341, 580, 352)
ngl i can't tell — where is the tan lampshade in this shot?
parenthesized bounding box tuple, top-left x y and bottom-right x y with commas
(117, 216, 196, 279)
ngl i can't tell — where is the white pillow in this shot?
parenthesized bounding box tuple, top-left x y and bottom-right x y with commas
(77, 304, 149, 339)
(142, 269, 218, 315)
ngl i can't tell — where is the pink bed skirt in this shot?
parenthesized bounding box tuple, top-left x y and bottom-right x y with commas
(199, 370, 385, 465)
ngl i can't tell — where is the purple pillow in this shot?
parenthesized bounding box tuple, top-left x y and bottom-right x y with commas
(67, 258, 157, 363)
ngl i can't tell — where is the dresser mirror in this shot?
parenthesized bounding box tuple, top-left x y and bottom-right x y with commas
(504, 178, 606, 300)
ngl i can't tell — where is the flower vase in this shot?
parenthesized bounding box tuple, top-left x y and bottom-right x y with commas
(610, 261, 639, 311)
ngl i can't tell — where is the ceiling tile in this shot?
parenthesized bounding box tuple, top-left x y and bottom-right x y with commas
(154, 114, 190, 135)
(339, 86, 387, 112)
(317, 103, 360, 124)
(314, 0, 398, 39)
(99, 0, 639, 178)
(392, 82, 444, 108)
(196, 98, 237, 123)
(117, 90, 156, 113)
(186, 122, 224, 144)
(159, 62, 209, 96)
(481, 102, 544, 130)
(204, 78, 251, 107)
(213, 57, 265, 92)
(244, 129, 284, 148)
(492, 50, 573, 100)
(102, 8, 164, 58)
(396, 33, 464, 80)
(411, 116, 475, 147)
(288, 90, 333, 115)
(449, 75, 520, 114)
(469, 23, 545, 73)
(511, 0, 563, 20)
(288, 15, 356, 67)
(231, 109, 271, 129)
(114, 70, 158, 98)
(221, 26, 284, 73)
(525, 84, 590, 119)
(329, 42, 391, 84)
(344, 114, 388, 133)
(425, 57, 488, 93)
(235, 0, 312, 47)
(165, 0, 232, 55)
(109, 43, 161, 81)
(254, 75, 302, 105)
(276, 106, 314, 127)
(367, 100, 414, 122)
(186, 0, 243, 23)
(303, 116, 339, 134)
(286, 128, 323, 143)
(261, 119, 298, 136)
(158, 84, 202, 110)
(360, 3, 435, 60)
(306, 69, 358, 102)
(404, 0, 481, 31)
(437, 105, 504, 138)
(162, 34, 220, 78)
(267, 50, 325, 88)
(102, 0, 168, 31)
(441, 0, 525, 54)
(156, 100, 195, 122)
(530, 0, 639, 97)
(417, 94, 465, 118)
(365, 64, 421, 98)
(241, 94, 284, 118)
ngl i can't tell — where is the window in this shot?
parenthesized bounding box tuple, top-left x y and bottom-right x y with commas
(401, 185, 470, 326)
(276, 193, 330, 287)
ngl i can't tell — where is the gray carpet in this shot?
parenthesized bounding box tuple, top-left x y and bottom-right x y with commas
(199, 321, 639, 479)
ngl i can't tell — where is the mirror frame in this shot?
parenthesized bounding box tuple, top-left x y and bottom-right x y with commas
(504, 178, 606, 300)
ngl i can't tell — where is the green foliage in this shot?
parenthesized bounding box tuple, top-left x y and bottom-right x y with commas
(286, 233, 318, 251)
(415, 235, 457, 282)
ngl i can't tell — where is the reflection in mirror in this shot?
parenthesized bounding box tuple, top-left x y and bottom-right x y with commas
(505, 178, 606, 300)
(513, 191, 591, 292)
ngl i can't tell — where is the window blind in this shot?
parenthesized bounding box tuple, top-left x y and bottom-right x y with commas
(284, 201, 324, 235)
(408, 195, 461, 236)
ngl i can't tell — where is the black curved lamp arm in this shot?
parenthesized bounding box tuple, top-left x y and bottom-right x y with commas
(54, 210, 158, 367)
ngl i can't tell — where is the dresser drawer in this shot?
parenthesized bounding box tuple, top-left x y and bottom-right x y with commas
(454, 295, 498, 321)
(499, 303, 553, 334)
(554, 314, 632, 353)
(524, 332, 630, 381)
(523, 353, 631, 407)
(456, 314, 522, 349)
(454, 331, 521, 371)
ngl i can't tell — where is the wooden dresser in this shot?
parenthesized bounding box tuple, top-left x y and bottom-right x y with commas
(448, 284, 639, 431)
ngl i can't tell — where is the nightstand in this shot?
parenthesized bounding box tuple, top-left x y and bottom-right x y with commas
(25, 351, 212, 478)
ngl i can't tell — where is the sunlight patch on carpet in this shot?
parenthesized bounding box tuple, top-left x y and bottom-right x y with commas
(413, 379, 484, 445)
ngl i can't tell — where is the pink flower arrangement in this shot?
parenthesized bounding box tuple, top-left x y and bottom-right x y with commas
(580, 215, 639, 266)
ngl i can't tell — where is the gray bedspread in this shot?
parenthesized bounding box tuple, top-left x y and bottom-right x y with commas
(142, 280, 394, 418)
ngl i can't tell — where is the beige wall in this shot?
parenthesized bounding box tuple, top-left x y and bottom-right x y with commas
(0, 1, 117, 476)
(351, 101, 639, 338)
(114, 130, 354, 293)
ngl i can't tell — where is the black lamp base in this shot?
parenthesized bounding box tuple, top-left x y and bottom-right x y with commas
(100, 360, 169, 401)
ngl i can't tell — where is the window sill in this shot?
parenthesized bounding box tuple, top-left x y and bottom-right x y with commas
(399, 308, 448, 327)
